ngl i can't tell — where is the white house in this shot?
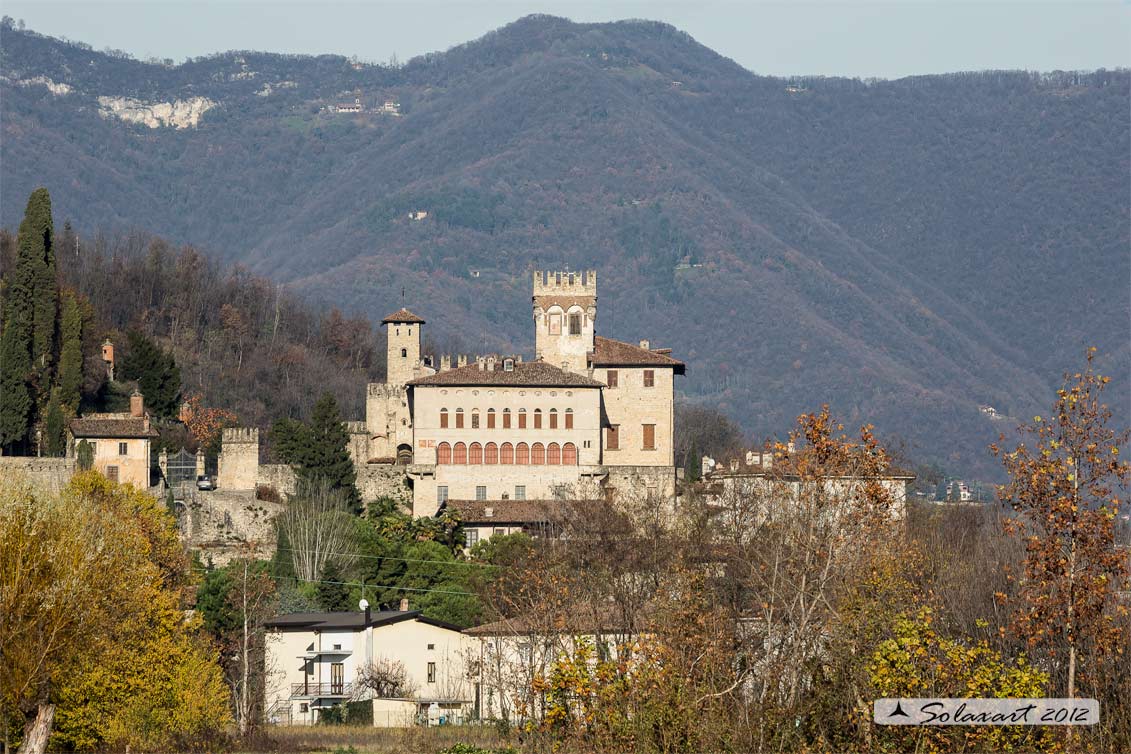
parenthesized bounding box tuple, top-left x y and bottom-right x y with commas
(263, 603, 474, 726)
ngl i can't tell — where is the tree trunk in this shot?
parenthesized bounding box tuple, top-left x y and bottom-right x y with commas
(240, 558, 250, 736)
(19, 704, 54, 754)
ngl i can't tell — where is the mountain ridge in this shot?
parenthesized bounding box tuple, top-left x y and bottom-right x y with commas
(2, 15, 1127, 477)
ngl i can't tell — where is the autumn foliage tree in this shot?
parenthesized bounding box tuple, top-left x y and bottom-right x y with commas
(993, 350, 1129, 704)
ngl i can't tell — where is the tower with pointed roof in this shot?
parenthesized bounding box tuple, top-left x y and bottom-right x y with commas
(383, 308, 425, 386)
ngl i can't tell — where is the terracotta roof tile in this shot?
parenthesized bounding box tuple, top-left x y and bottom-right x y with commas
(590, 336, 685, 373)
(408, 360, 603, 388)
(381, 308, 426, 324)
(69, 415, 159, 439)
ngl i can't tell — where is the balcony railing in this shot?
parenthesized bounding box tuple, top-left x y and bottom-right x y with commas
(290, 681, 353, 698)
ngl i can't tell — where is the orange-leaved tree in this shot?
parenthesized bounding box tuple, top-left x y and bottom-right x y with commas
(993, 349, 1128, 704)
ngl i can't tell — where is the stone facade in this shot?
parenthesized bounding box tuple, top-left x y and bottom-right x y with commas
(217, 427, 259, 490)
(0, 456, 76, 493)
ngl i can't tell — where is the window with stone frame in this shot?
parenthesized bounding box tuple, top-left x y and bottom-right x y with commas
(568, 312, 582, 335)
(456, 409, 464, 429)
(534, 409, 542, 429)
(643, 423, 656, 450)
(518, 409, 527, 429)
(644, 369, 655, 387)
(565, 409, 574, 429)
(440, 408, 449, 429)
(487, 409, 496, 429)
(549, 409, 558, 429)
(606, 425, 620, 450)
(471, 410, 480, 429)
(503, 409, 512, 429)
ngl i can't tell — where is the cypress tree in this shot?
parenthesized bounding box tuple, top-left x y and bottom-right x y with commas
(44, 389, 66, 457)
(119, 330, 181, 417)
(0, 308, 32, 451)
(17, 188, 57, 394)
(316, 561, 352, 612)
(56, 290, 84, 414)
(685, 440, 701, 483)
(76, 439, 94, 470)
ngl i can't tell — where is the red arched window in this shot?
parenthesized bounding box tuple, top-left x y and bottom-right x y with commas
(453, 442, 467, 465)
(547, 442, 561, 465)
(437, 442, 452, 464)
(469, 442, 483, 464)
(440, 409, 449, 429)
(500, 443, 514, 464)
(562, 442, 577, 465)
(516, 443, 530, 465)
(549, 409, 558, 429)
(565, 409, 573, 430)
(531, 442, 545, 465)
(485, 442, 498, 464)
(533, 409, 543, 429)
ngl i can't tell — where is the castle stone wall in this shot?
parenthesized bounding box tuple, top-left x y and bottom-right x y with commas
(217, 427, 259, 490)
(0, 456, 76, 493)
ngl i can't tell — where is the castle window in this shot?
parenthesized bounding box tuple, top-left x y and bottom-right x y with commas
(562, 442, 578, 465)
(547, 442, 561, 465)
(469, 442, 483, 464)
(514, 485, 526, 500)
(118, 442, 128, 456)
(453, 442, 467, 464)
(475, 486, 487, 501)
(533, 409, 542, 430)
(504, 358, 514, 372)
(607, 370, 618, 388)
(503, 409, 512, 429)
(549, 313, 562, 335)
(440, 409, 449, 429)
(516, 443, 530, 465)
(437, 485, 448, 503)
(643, 424, 656, 450)
(644, 370, 655, 387)
(471, 410, 480, 429)
(437, 442, 451, 464)
(518, 409, 527, 429)
(568, 313, 582, 336)
(401, 348, 407, 358)
(456, 409, 464, 429)
(549, 409, 558, 430)
(531, 443, 545, 465)
(485, 442, 498, 464)
(606, 425, 620, 451)
(565, 409, 574, 429)
(500, 443, 514, 464)
(487, 409, 496, 429)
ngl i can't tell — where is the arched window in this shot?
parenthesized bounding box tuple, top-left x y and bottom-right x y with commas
(533, 409, 543, 430)
(531, 442, 545, 465)
(565, 408, 574, 430)
(455, 408, 465, 429)
(485, 442, 498, 464)
(437, 442, 452, 464)
(549, 409, 558, 429)
(487, 408, 496, 429)
(469, 442, 483, 464)
(562, 442, 577, 465)
(439, 408, 449, 429)
(400, 348, 407, 358)
(471, 410, 480, 429)
(547, 442, 561, 465)
(500, 442, 514, 464)
(453, 442, 467, 464)
(518, 408, 527, 430)
(516, 443, 530, 465)
(502, 408, 512, 429)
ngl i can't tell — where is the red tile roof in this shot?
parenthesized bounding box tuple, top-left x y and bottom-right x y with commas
(590, 336, 685, 373)
(408, 360, 603, 388)
(381, 308, 426, 324)
(69, 415, 159, 439)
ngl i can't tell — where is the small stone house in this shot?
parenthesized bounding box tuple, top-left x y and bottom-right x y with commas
(68, 391, 158, 489)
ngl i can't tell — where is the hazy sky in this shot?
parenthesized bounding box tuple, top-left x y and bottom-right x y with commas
(4, 1, 1129, 78)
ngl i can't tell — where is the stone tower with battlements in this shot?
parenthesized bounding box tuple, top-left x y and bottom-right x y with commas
(532, 270, 597, 374)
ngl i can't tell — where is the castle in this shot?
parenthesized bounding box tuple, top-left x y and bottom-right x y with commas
(364, 270, 685, 517)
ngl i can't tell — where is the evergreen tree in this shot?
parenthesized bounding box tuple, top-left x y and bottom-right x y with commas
(316, 561, 352, 612)
(56, 290, 84, 414)
(75, 439, 94, 470)
(0, 309, 32, 452)
(18, 188, 57, 395)
(686, 440, 701, 483)
(119, 330, 181, 417)
(272, 393, 361, 513)
(44, 389, 66, 457)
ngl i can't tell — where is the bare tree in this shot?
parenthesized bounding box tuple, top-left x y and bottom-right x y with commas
(357, 657, 417, 699)
(277, 479, 358, 583)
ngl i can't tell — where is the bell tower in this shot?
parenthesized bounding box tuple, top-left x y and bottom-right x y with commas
(532, 270, 597, 374)
(382, 308, 424, 386)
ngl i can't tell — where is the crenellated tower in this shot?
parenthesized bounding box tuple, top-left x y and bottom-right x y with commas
(383, 308, 425, 386)
(532, 270, 596, 374)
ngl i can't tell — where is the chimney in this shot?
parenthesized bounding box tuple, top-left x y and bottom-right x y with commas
(130, 390, 144, 418)
(440, 354, 451, 371)
(457, 354, 467, 368)
(399, 598, 409, 612)
(639, 339, 650, 350)
(476, 356, 485, 371)
(487, 356, 496, 372)
(484, 506, 494, 518)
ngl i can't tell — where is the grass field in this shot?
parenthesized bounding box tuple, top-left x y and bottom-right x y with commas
(249, 725, 512, 754)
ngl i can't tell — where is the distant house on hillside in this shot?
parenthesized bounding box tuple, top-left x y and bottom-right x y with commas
(380, 99, 401, 115)
(68, 390, 158, 488)
(334, 98, 362, 113)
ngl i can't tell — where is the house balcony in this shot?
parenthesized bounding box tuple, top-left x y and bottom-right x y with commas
(299, 647, 352, 659)
(290, 681, 354, 699)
